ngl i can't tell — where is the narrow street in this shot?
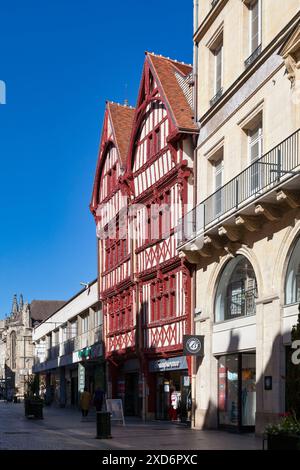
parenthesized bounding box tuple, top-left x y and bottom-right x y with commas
(0, 401, 261, 450)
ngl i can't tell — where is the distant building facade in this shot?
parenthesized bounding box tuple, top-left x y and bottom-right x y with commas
(0, 295, 65, 398)
(32, 280, 104, 407)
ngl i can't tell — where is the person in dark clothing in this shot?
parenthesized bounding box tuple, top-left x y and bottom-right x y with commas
(93, 387, 105, 412)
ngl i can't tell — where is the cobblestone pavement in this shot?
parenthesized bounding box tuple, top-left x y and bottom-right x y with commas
(0, 401, 262, 450)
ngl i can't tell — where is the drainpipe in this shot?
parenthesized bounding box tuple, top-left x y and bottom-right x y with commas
(192, 0, 200, 431)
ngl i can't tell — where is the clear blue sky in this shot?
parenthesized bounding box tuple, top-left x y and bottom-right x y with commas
(0, 0, 193, 317)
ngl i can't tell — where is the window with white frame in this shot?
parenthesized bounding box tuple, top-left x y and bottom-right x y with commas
(82, 314, 89, 333)
(94, 307, 103, 327)
(214, 158, 224, 216)
(249, 0, 261, 54)
(70, 319, 77, 338)
(214, 42, 223, 94)
(249, 123, 263, 193)
(61, 324, 68, 343)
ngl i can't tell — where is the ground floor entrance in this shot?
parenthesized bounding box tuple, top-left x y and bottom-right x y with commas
(218, 352, 256, 431)
(149, 355, 191, 422)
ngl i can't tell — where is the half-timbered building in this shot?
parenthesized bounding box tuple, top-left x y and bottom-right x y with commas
(91, 53, 198, 420)
(90, 102, 139, 415)
(126, 53, 198, 419)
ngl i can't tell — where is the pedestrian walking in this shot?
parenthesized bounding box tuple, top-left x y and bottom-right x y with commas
(93, 387, 105, 412)
(80, 387, 91, 420)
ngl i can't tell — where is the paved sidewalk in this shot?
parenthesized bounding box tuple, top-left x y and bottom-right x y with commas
(0, 401, 262, 450)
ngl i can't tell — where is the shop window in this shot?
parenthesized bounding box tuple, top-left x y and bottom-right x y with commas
(285, 237, 300, 305)
(81, 315, 89, 333)
(215, 255, 257, 322)
(218, 353, 256, 429)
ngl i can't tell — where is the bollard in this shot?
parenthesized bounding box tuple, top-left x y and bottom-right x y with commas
(96, 411, 112, 439)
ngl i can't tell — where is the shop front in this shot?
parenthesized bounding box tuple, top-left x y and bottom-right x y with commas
(75, 342, 105, 398)
(149, 356, 191, 422)
(218, 352, 256, 431)
(115, 359, 142, 417)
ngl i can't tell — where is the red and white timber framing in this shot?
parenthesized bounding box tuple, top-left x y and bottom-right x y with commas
(91, 52, 198, 415)
(90, 101, 136, 398)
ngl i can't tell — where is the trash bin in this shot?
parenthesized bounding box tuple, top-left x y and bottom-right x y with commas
(96, 412, 112, 439)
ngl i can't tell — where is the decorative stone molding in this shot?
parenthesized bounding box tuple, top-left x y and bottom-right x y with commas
(279, 24, 300, 87)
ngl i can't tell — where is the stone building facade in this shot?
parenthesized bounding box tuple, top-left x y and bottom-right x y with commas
(0, 296, 65, 398)
(178, 0, 300, 434)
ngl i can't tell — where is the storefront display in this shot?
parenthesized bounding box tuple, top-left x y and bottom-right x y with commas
(218, 353, 256, 431)
(149, 356, 190, 421)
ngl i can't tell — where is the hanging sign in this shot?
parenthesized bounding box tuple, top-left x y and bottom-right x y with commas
(183, 335, 204, 356)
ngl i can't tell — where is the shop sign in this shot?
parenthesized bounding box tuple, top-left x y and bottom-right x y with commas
(78, 347, 92, 360)
(183, 335, 204, 356)
(149, 356, 188, 373)
(75, 343, 103, 363)
(78, 363, 85, 393)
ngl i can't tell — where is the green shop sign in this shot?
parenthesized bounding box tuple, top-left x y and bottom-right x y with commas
(78, 347, 92, 360)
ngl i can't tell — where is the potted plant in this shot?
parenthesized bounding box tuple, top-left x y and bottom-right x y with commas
(24, 375, 44, 419)
(265, 412, 300, 450)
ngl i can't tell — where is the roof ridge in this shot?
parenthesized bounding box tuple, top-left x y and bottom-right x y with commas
(145, 51, 193, 68)
(107, 100, 135, 110)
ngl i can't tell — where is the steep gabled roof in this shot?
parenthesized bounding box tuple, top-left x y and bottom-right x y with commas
(107, 102, 135, 165)
(90, 102, 135, 214)
(147, 53, 197, 132)
(30, 300, 66, 323)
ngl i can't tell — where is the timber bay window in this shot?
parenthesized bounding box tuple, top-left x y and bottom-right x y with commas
(249, 123, 263, 193)
(244, 0, 262, 66)
(215, 255, 258, 323)
(150, 275, 176, 323)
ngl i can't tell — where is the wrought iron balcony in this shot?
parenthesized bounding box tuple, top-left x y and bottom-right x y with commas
(244, 44, 262, 68)
(177, 129, 300, 247)
(224, 287, 257, 321)
(210, 88, 223, 107)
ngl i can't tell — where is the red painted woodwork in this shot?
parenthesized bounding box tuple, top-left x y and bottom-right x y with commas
(90, 54, 198, 404)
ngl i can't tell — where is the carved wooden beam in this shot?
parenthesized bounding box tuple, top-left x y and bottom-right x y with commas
(235, 215, 262, 232)
(255, 203, 281, 221)
(218, 225, 241, 242)
(203, 235, 223, 250)
(276, 190, 300, 209)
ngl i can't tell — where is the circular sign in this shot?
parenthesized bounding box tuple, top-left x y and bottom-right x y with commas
(186, 337, 202, 355)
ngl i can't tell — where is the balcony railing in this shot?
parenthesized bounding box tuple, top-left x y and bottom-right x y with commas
(177, 129, 300, 246)
(210, 87, 223, 107)
(244, 44, 262, 68)
(38, 325, 104, 364)
(47, 345, 60, 360)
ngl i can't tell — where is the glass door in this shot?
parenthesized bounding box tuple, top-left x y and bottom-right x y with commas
(218, 355, 239, 427)
(241, 354, 256, 427)
(218, 353, 256, 431)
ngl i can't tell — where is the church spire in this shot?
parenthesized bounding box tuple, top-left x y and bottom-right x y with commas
(19, 294, 24, 312)
(12, 294, 18, 315)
